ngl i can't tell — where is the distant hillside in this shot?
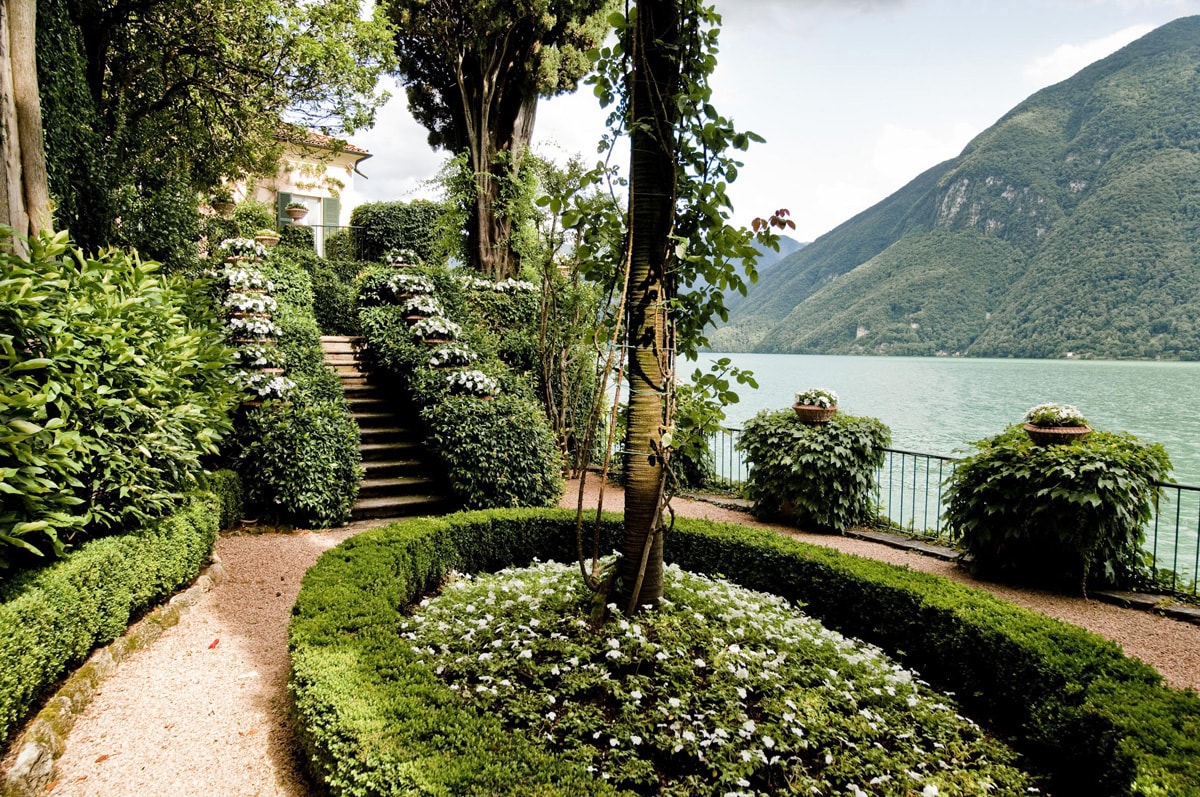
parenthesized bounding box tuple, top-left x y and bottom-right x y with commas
(710, 16, 1200, 360)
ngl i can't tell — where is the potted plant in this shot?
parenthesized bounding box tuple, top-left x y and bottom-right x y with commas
(428, 345, 478, 369)
(254, 228, 281, 248)
(446, 369, 500, 399)
(216, 237, 267, 262)
(285, 201, 309, 222)
(1022, 403, 1092, 445)
(792, 387, 838, 424)
(383, 248, 423, 268)
(410, 316, 461, 344)
(387, 272, 436, 301)
(211, 188, 235, 215)
(400, 294, 443, 322)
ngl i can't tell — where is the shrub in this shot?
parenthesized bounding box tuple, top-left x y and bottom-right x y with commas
(237, 393, 362, 527)
(422, 396, 563, 509)
(310, 260, 369, 336)
(279, 225, 315, 251)
(230, 200, 275, 235)
(323, 229, 353, 261)
(194, 469, 244, 530)
(1, 230, 238, 567)
(289, 510, 1200, 797)
(349, 200, 445, 264)
(944, 425, 1171, 591)
(0, 495, 218, 746)
(738, 409, 891, 532)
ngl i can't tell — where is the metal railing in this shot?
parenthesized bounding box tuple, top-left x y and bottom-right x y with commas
(706, 427, 1199, 596)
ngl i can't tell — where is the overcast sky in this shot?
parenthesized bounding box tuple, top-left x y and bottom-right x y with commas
(351, 0, 1200, 242)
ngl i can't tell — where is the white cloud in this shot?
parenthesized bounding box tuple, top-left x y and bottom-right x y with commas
(1022, 24, 1155, 86)
(871, 121, 978, 185)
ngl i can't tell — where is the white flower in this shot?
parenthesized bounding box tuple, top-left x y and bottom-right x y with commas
(411, 316, 462, 341)
(794, 387, 838, 408)
(401, 294, 443, 316)
(216, 237, 267, 259)
(445, 369, 500, 397)
(428, 345, 478, 368)
(922, 786, 940, 797)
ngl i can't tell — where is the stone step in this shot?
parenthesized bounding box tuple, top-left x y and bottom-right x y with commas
(359, 426, 419, 445)
(358, 476, 439, 500)
(351, 494, 453, 521)
(362, 458, 424, 478)
(360, 441, 421, 461)
(324, 353, 363, 365)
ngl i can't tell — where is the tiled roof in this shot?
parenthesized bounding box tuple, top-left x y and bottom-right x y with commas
(275, 125, 370, 156)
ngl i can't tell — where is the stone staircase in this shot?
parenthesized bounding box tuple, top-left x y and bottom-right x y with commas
(320, 335, 453, 521)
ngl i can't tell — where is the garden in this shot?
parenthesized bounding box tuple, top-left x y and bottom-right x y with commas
(3, 0, 1200, 794)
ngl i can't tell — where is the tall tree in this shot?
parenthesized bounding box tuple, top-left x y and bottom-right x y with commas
(36, 0, 395, 262)
(1, 0, 50, 241)
(384, 0, 612, 279)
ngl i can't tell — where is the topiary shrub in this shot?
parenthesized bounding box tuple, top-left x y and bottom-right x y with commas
(309, 259, 370, 336)
(349, 199, 445, 264)
(738, 409, 891, 532)
(944, 425, 1172, 592)
(421, 395, 563, 509)
(194, 469, 244, 530)
(0, 495, 218, 746)
(279, 224, 315, 251)
(289, 510, 1200, 797)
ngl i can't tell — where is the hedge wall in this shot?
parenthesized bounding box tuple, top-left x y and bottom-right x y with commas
(289, 510, 1200, 797)
(0, 495, 220, 746)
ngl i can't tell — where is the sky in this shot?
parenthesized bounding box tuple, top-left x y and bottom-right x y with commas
(350, 0, 1200, 242)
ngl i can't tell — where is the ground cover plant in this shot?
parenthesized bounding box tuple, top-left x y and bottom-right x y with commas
(289, 510, 1200, 797)
(400, 559, 1032, 796)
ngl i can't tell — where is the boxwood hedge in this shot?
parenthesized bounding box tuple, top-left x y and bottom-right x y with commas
(289, 510, 1200, 797)
(0, 494, 219, 746)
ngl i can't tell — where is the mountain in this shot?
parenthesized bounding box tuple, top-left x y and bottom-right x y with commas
(710, 16, 1200, 360)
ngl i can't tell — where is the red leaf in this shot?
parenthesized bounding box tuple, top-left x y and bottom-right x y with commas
(208, 638, 220, 649)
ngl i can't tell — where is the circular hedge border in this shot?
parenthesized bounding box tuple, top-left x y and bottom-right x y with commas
(288, 510, 1200, 797)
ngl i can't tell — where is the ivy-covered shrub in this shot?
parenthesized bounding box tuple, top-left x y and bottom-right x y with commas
(194, 469, 244, 530)
(0, 495, 218, 746)
(289, 510, 1200, 797)
(944, 425, 1171, 591)
(324, 229, 353, 261)
(237, 393, 362, 527)
(309, 259, 370, 336)
(459, 278, 541, 373)
(279, 224, 315, 251)
(1, 230, 238, 567)
(422, 396, 563, 509)
(349, 199, 445, 264)
(738, 409, 891, 532)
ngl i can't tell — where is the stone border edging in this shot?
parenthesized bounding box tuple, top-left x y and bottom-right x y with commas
(0, 555, 227, 797)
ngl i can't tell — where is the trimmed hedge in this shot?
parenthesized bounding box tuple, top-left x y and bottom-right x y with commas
(289, 510, 1200, 797)
(0, 495, 219, 746)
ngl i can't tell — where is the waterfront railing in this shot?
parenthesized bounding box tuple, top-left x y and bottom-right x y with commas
(706, 427, 1199, 597)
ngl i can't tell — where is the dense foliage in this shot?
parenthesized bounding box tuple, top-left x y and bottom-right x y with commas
(35, 0, 394, 268)
(289, 510, 1200, 796)
(357, 268, 563, 509)
(349, 200, 445, 264)
(711, 17, 1200, 360)
(0, 495, 218, 746)
(738, 409, 891, 532)
(400, 559, 1032, 795)
(944, 425, 1172, 592)
(1, 230, 238, 567)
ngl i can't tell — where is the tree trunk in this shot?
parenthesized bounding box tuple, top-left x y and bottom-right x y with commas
(0, 0, 51, 239)
(618, 0, 682, 612)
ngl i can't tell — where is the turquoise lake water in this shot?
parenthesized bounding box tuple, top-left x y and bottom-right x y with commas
(697, 353, 1200, 485)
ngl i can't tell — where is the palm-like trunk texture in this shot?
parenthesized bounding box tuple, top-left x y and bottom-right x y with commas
(618, 0, 681, 611)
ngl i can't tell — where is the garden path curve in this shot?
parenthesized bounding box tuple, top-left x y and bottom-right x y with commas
(30, 481, 1200, 796)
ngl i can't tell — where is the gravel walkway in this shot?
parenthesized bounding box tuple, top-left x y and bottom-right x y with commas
(24, 480, 1200, 796)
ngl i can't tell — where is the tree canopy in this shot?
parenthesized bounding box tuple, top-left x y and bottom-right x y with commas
(383, 0, 612, 278)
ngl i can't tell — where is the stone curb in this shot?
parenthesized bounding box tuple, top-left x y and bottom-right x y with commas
(1, 556, 226, 797)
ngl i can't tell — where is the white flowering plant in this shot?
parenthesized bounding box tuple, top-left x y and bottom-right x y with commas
(387, 273, 436, 297)
(383, 248, 423, 266)
(216, 237, 267, 260)
(226, 315, 277, 338)
(492, 277, 538, 293)
(231, 344, 283, 369)
(398, 560, 1033, 796)
(1024, 403, 1089, 428)
(224, 291, 277, 314)
(230, 370, 295, 400)
(457, 274, 496, 291)
(214, 263, 274, 293)
(794, 387, 838, 408)
(428, 345, 478, 368)
(445, 369, 499, 397)
(411, 316, 461, 341)
(400, 294, 443, 316)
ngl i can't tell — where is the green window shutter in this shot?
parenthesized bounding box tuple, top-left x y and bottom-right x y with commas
(322, 197, 341, 228)
(276, 192, 292, 228)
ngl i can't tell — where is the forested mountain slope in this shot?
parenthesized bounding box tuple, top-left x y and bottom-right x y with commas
(710, 16, 1200, 359)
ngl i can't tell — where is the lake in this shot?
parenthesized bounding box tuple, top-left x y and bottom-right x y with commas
(695, 353, 1200, 486)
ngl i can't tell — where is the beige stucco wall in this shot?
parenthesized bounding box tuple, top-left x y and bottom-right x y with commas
(242, 143, 369, 227)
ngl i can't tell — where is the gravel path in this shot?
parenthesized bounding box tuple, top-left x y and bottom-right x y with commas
(31, 480, 1200, 796)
